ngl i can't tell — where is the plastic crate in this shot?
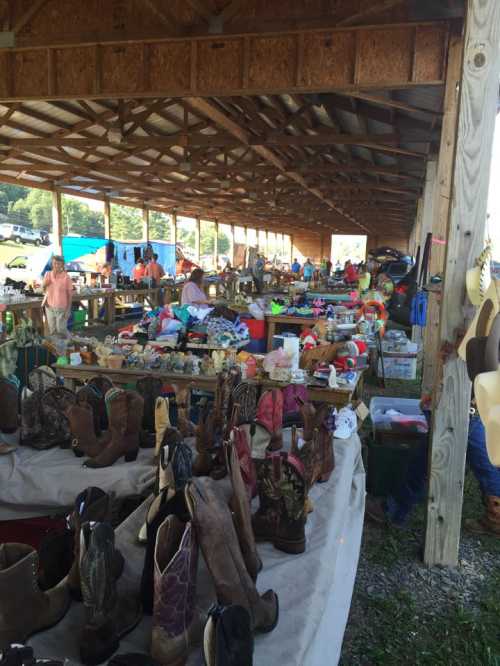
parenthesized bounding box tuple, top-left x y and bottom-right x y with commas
(370, 397, 425, 437)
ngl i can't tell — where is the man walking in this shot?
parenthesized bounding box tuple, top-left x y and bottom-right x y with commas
(42, 255, 73, 338)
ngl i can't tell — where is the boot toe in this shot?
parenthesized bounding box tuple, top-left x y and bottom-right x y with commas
(254, 590, 279, 634)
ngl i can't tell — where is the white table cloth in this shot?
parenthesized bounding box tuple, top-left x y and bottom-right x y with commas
(29, 433, 365, 665)
(0, 446, 156, 520)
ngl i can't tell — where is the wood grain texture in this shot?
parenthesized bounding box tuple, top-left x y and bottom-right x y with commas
(424, 0, 500, 567)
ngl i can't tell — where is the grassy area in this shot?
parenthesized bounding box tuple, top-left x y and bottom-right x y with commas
(341, 367, 500, 665)
(0, 239, 42, 265)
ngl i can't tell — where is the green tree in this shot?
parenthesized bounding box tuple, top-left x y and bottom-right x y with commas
(109, 203, 142, 240)
(11, 189, 52, 230)
(149, 211, 172, 242)
(217, 231, 230, 255)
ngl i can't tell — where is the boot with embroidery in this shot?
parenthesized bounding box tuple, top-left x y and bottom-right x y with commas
(79, 522, 141, 665)
(252, 451, 307, 555)
(66, 403, 105, 458)
(151, 516, 201, 666)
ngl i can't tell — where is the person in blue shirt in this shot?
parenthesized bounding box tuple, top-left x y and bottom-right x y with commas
(291, 258, 301, 274)
(303, 258, 314, 282)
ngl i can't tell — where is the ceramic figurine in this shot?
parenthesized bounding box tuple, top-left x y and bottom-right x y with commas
(328, 364, 338, 389)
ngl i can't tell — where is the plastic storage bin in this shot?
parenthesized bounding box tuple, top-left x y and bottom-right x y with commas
(243, 317, 267, 340)
(370, 397, 426, 436)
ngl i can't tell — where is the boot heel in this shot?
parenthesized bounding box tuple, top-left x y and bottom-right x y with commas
(124, 449, 139, 462)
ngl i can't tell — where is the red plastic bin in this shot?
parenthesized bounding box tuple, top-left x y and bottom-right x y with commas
(244, 318, 267, 340)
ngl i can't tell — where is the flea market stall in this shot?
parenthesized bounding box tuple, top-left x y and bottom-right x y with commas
(0, 1, 497, 665)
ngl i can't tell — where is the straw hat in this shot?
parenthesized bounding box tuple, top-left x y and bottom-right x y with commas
(465, 243, 492, 306)
(474, 313, 500, 465)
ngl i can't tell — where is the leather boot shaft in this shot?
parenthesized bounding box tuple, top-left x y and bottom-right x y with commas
(151, 516, 200, 665)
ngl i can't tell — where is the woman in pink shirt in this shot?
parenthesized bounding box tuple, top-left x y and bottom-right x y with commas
(181, 268, 211, 306)
(42, 255, 73, 337)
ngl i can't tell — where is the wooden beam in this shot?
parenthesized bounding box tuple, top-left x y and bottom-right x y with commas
(0, 22, 449, 101)
(230, 223, 235, 266)
(142, 206, 149, 242)
(422, 37, 465, 399)
(103, 198, 111, 239)
(214, 219, 219, 269)
(195, 215, 201, 263)
(13, 0, 48, 35)
(346, 92, 444, 119)
(51, 189, 62, 254)
(172, 212, 177, 248)
(337, 1, 406, 27)
(424, 0, 500, 567)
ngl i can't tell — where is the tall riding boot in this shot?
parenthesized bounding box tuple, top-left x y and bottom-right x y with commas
(252, 452, 307, 554)
(226, 443, 261, 581)
(155, 396, 171, 457)
(79, 522, 141, 666)
(66, 487, 124, 601)
(0, 543, 70, 650)
(185, 477, 279, 634)
(85, 390, 143, 468)
(466, 495, 500, 536)
(151, 516, 201, 666)
(66, 404, 105, 458)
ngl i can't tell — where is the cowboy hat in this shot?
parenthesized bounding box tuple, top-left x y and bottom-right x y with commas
(474, 313, 500, 466)
(466, 298, 494, 381)
(465, 244, 492, 306)
(458, 279, 500, 361)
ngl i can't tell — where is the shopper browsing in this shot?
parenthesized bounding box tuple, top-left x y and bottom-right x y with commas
(132, 257, 146, 282)
(303, 258, 314, 282)
(145, 253, 165, 283)
(181, 268, 211, 306)
(42, 255, 73, 338)
(291, 258, 301, 274)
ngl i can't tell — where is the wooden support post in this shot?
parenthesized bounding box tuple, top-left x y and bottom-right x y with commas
(230, 224, 235, 267)
(265, 230, 269, 259)
(142, 206, 149, 242)
(51, 190, 62, 255)
(103, 199, 111, 239)
(214, 220, 219, 270)
(195, 216, 201, 263)
(172, 212, 177, 247)
(290, 234, 294, 264)
(424, 0, 500, 567)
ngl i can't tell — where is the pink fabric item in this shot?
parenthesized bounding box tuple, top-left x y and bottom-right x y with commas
(181, 281, 207, 306)
(145, 261, 164, 281)
(43, 270, 72, 308)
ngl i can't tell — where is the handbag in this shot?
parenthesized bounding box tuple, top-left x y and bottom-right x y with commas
(410, 232, 431, 327)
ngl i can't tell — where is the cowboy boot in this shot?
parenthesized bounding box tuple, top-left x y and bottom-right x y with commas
(465, 496, 500, 537)
(155, 396, 171, 457)
(66, 403, 105, 458)
(252, 452, 307, 555)
(138, 428, 192, 545)
(298, 402, 335, 484)
(193, 399, 215, 477)
(86, 375, 114, 431)
(84, 390, 143, 468)
(141, 491, 190, 615)
(79, 522, 141, 666)
(151, 516, 202, 666)
(0, 543, 70, 650)
(203, 604, 253, 666)
(0, 377, 18, 434)
(225, 443, 261, 581)
(77, 384, 104, 438)
(175, 387, 195, 437)
(185, 477, 279, 634)
(66, 487, 124, 601)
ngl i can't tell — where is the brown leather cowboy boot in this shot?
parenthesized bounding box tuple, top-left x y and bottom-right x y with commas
(465, 496, 500, 537)
(66, 403, 105, 458)
(185, 477, 279, 634)
(297, 401, 335, 485)
(84, 390, 143, 468)
(0, 543, 70, 650)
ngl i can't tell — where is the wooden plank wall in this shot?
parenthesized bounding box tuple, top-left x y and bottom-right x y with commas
(424, 0, 500, 567)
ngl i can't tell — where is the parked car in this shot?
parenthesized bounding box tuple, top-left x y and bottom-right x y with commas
(378, 260, 411, 284)
(0, 223, 44, 246)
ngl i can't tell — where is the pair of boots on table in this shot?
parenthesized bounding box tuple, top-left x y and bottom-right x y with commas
(66, 384, 145, 468)
(0, 487, 139, 665)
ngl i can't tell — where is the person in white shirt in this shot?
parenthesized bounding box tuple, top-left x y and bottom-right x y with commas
(181, 268, 211, 306)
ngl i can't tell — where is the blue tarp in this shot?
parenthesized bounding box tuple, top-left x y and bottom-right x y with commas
(61, 237, 176, 276)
